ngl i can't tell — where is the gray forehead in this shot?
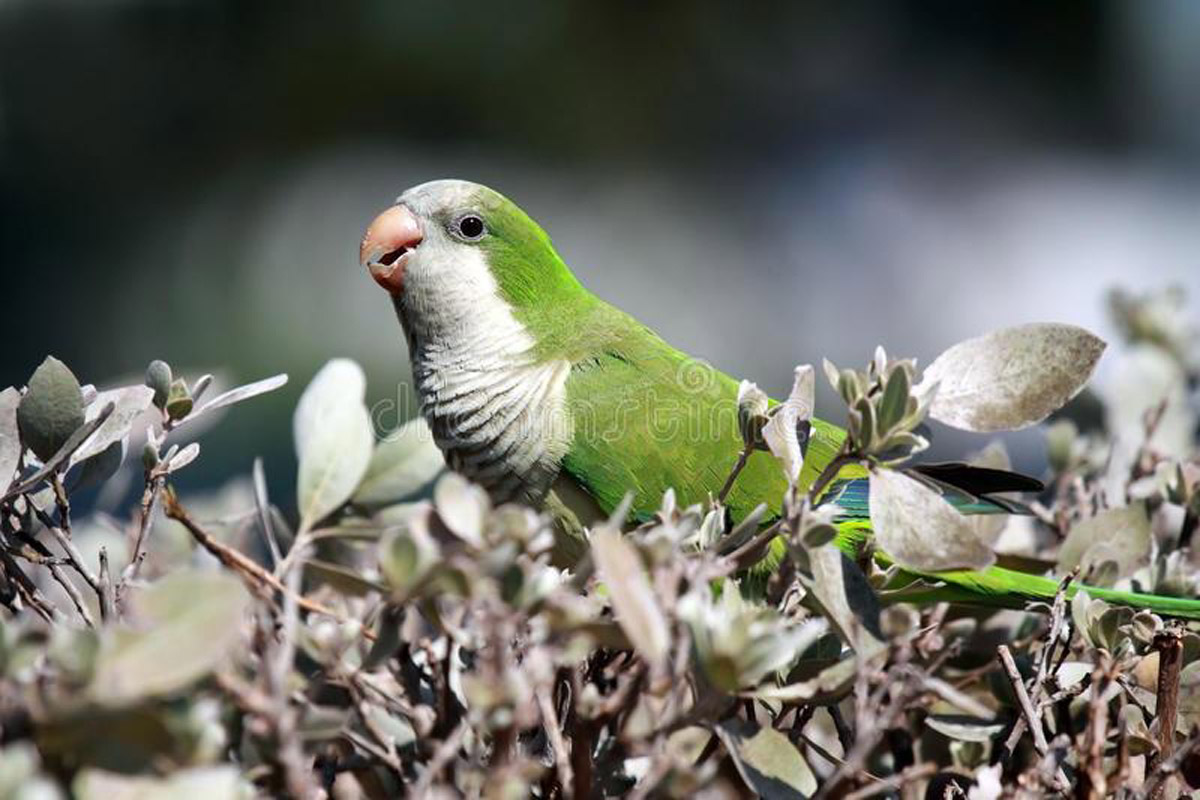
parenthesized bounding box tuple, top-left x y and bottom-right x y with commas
(397, 179, 488, 217)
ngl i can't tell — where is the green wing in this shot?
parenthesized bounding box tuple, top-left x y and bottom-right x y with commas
(553, 301, 1200, 620)
(559, 314, 853, 526)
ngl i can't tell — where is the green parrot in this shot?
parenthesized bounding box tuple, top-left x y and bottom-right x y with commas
(358, 179, 1200, 620)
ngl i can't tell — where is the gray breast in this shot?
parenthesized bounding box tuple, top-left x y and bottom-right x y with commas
(414, 350, 572, 505)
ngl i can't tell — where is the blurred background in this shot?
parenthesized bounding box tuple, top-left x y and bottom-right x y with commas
(2, 0, 1198, 502)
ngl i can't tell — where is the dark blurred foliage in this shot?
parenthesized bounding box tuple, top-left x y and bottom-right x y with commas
(1, 0, 1197, 500)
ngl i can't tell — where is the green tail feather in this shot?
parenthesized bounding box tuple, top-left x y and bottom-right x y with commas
(879, 560, 1200, 620)
(745, 511, 1200, 620)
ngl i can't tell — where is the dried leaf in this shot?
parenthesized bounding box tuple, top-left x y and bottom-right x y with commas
(17, 356, 85, 461)
(918, 323, 1105, 432)
(294, 360, 373, 533)
(715, 718, 818, 799)
(870, 467, 996, 571)
(591, 525, 670, 670)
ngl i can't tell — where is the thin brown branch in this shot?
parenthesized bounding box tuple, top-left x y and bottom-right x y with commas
(1147, 630, 1184, 800)
(162, 488, 375, 640)
(538, 683, 574, 796)
(998, 645, 1070, 793)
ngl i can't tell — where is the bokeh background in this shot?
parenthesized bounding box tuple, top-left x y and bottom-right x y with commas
(2, 1, 1199, 502)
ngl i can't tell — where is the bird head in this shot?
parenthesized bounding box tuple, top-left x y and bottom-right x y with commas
(359, 180, 582, 337)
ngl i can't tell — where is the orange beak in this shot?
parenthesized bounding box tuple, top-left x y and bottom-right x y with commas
(360, 204, 423, 295)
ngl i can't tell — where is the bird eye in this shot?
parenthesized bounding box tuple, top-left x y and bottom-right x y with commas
(455, 214, 486, 240)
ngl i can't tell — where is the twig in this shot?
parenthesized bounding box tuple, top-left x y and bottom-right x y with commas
(0, 544, 61, 623)
(162, 489, 376, 640)
(116, 473, 165, 610)
(922, 676, 994, 720)
(412, 720, 467, 797)
(1000, 573, 1074, 760)
(45, 563, 95, 627)
(30, 497, 101, 598)
(997, 645, 1070, 792)
(537, 684, 574, 795)
(843, 763, 937, 800)
(1078, 660, 1114, 800)
(1147, 630, 1184, 800)
(717, 448, 751, 505)
(252, 457, 282, 566)
(1141, 729, 1200, 799)
(97, 547, 112, 622)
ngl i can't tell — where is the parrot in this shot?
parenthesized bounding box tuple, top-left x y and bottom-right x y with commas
(358, 179, 1200, 620)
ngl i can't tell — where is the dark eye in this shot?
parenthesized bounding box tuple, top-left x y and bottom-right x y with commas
(455, 214, 486, 240)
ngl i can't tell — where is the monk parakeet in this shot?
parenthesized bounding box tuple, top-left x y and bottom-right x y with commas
(359, 179, 1200, 619)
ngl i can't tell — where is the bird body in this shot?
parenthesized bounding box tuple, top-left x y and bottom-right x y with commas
(360, 179, 1200, 619)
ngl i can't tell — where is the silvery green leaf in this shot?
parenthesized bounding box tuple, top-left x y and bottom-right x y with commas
(967, 441, 1012, 541)
(0, 742, 47, 797)
(591, 525, 669, 670)
(304, 558, 386, 596)
(801, 544, 883, 653)
(925, 715, 1006, 742)
(715, 718, 818, 799)
(144, 360, 172, 409)
(433, 472, 489, 546)
(186, 373, 288, 423)
(1070, 590, 1093, 646)
(294, 360, 374, 533)
(877, 364, 910, 433)
(800, 522, 837, 549)
(88, 571, 250, 706)
(17, 356, 85, 462)
(872, 345, 888, 377)
(852, 396, 875, 450)
(762, 365, 814, 484)
(1107, 344, 1193, 459)
(969, 439, 1011, 473)
(917, 323, 1106, 432)
(697, 507, 725, 550)
(737, 380, 769, 446)
(1057, 502, 1151, 578)
(869, 467, 996, 571)
(165, 442, 201, 473)
(74, 766, 243, 800)
(69, 385, 154, 467)
(2, 405, 113, 501)
(753, 655, 858, 705)
(68, 439, 125, 493)
(353, 417, 445, 507)
(0, 387, 21, 494)
(821, 358, 841, 392)
(189, 373, 214, 403)
(379, 515, 439, 593)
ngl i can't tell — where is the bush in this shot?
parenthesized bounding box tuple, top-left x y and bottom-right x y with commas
(0, 288, 1197, 798)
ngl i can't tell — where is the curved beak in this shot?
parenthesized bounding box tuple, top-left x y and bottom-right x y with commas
(360, 204, 423, 295)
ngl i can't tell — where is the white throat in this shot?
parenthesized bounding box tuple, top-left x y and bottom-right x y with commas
(397, 246, 571, 503)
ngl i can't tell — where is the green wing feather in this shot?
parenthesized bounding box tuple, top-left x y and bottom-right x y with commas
(553, 298, 1200, 619)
